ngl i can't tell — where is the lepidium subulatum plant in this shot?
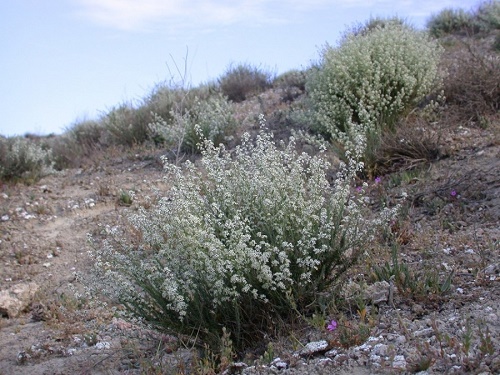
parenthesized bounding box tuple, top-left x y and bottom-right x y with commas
(307, 22, 443, 163)
(90, 115, 401, 352)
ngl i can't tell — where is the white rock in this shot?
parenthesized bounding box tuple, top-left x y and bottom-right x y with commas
(1, 215, 9, 221)
(299, 340, 329, 356)
(95, 341, 111, 350)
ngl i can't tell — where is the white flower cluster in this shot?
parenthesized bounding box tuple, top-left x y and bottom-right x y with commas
(308, 22, 443, 145)
(92, 116, 400, 333)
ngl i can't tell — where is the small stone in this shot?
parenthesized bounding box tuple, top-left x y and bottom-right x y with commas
(325, 348, 339, 358)
(395, 335, 407, 345)
(392, 355, 407, 369)
(484, 264, 498, 275)
(366, 281, 390, 304)
(1, 215, 9, 221)
(95, 341, 111, 350)
(413, 328, 434, 338)
(372, 343, 388, 356)
(412, 304, 425, 316)
(299, 340, 329, 356)
(271, 358, 288, 370)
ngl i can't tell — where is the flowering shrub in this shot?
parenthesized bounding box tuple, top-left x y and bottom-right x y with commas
(0, 136, 54, 183)
(91, 116, 400, 350)
(307, 22, 442, 150)
(149, 92, 236, 155)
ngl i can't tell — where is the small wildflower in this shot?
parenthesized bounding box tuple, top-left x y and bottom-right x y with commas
(356, 186, 362, 193)
(374, 176, 382, 184)
(327, 320, 338, 331)
(450, 190, 457, 197)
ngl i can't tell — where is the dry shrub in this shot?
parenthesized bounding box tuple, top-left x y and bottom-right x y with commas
(442, 41, 500, 122)
(374, 116, 442, 175)
(218, 63, 273, 102)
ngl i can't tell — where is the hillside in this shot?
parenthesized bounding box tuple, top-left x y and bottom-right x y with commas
(1, 16, 499, 375)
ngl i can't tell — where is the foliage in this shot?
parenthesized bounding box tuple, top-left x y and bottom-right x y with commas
(472, 0, 500, 32)
(50, 119, 107, 169)
(91, 116, 400, 352)
(103, 102, 150, 146)
(306, 22, 442, 160)
(442, 41, 500, 120)
(427, 8, 474, 37)
(0, 136, 54, 183)
(427, 1, 500, 37)
(218, 63, 273, 102)
(148, 92, 236, 155)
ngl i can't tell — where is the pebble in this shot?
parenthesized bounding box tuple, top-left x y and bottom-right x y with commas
(299, 340, 329, 356)
(392, 355, 407, 369)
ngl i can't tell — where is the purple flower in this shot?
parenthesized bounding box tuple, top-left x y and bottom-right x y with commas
(327, 320, 337, 331)
(374, 176, 382, 184)
(356, 186, 362, 193)
(450, 190, 457, 197)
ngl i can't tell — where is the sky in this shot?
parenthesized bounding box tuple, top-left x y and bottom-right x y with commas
(0, 0, 482, 137)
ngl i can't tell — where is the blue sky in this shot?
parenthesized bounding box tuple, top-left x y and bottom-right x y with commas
(1, 0, 481, 137)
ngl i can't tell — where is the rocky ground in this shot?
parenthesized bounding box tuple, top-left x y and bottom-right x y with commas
(0, 102, 499, 374)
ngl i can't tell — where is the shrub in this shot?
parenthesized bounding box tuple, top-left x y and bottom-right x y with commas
(0, 136, 54, 183)
(306, 22, 442, 155)
(473, 0, 500, 32)
(442, 42, 500, 120)
(148, 92, 236, 155)
(103, 102, 150, 146)
(273, 69, 307, 102)
(218, 63, 273, 102)
(49, 119, 107, 169)
(91, 116, 400, 352)
(427, 8, 473, 37)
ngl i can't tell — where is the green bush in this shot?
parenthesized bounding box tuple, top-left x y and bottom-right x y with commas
(473, 0, 500, 32)
(307, 22, 442, 154)
(0, 136, 54, 183)
(148, 92, 236, 155)
(218, 63, 273, 102)
(91, 117, 400, 351)
(426, 8, 473, 37)
(103, 102, 150, 146)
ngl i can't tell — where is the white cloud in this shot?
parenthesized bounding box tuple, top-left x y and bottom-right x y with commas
(75, 0, 275, 31)
(74, 0, 479, 32)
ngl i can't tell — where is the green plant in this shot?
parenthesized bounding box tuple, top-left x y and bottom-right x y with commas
(307, 21, 442, 161)
(218, 63, 273, 102)
(103, 102, 150, 146)
(0, 136, 55, 183)
(372, 243, 454, 300)
(118, 190, 133, 206)
(472, 0, 500, 32)
(91, 116, 399, 353)
(148, 92, 236, 156)
(426, 8, 473, 37)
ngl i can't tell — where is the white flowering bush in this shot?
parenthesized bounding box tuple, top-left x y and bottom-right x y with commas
(307, 22, 442, 150)
(0, 136, 54, 183)
(91, 116, 399, 350)
(149, 92, 236, 155)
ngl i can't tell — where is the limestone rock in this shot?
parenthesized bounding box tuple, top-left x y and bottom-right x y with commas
(0, 282, 39, 318)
